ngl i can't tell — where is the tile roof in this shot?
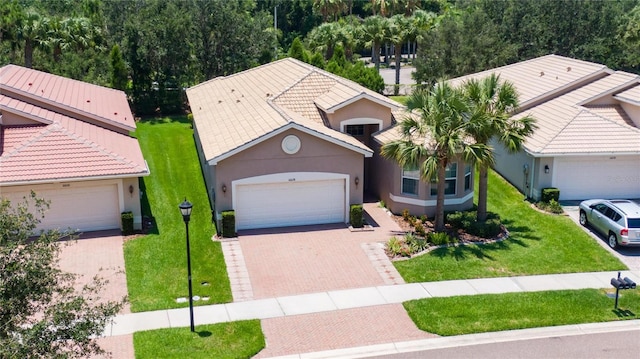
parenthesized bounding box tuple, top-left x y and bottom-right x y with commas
(0, 64, 135, 132)
(449, 55, 640, 156)
(187, 58, 400, 163)
(0, 65, 148, 184)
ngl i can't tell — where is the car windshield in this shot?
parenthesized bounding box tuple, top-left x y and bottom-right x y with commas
(628, 218, 640, 228)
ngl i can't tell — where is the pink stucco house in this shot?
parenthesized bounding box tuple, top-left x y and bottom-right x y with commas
(0, 65, 149, 232)
(187, 58, 474, 231)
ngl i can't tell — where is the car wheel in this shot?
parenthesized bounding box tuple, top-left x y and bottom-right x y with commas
(579, 210, 588, 226)
(608, 232, 618, 249)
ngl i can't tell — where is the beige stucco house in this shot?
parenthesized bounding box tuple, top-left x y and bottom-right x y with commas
(0, 65, 149, 232)
(187, 58, 474, 231)
(449, 55, 640, 201)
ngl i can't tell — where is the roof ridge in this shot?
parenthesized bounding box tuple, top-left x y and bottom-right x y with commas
(581, 106, 640, 134)
(537, 110, 584, 152)
(1, 124, 53, 159)
(58, 124, 144, 170)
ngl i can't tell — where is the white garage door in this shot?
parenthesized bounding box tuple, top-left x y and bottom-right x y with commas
(235, 179, 346, 230)
(1, 184, 120, 232)
(554, 156, 640, 200)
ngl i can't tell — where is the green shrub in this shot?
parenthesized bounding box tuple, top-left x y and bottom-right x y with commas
(408, 216, 417, 227)
(537, 199, 564, 214)
(414, 221, 426, 237)
(447, 211, 474, 230)
(420, 214, 428, 223)
(386, 236, 404, 257)
(121, 211, 134, 235)
(469, 218, 503, 238)
(350, 204, 364, 228)
(402, 209, 410, 221)
(541, 187, 560, 203)
(428, 232, 453, 246)
(221, 210, 236, 238)
(379, 200, 386, 208)
(405, 233, 428, 253)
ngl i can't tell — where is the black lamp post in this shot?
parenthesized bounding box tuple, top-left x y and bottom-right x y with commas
(179, 198, 195, 332)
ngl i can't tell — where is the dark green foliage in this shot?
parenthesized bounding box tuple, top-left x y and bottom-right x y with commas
(541, 188, 560, 203)
(288, 36, 308, 62)
(221, 210, 236, 238)
(109, 44, 128, 90)
(1, 193, 123, 358)
(428, 231, 454, 246)
(308, 51, 325, 68)
(350, 204, 364, 228)
(121, 211, 134, 235)
(414, 221, 426, 237)
(447, 211, 503, 238)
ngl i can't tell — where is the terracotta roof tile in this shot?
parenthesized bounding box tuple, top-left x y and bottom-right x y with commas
(0, 65, 135, 131)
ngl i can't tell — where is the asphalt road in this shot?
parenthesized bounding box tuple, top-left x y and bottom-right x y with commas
(368, 329, 640, 359)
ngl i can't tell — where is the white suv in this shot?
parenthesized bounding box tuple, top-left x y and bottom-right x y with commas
(579, 199, 640, 249)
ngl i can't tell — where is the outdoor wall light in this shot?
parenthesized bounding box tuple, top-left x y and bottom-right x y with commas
(355, 176, 360, 186)
(222, 184, 227, 193)
(128, 184, 134, 197)
(544, 165, 550, 174)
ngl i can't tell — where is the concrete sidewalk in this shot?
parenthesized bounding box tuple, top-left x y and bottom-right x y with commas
(103, 270, 640, 337)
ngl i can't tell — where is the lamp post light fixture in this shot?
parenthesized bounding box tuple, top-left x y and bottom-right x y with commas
(179, 198, 195, 332)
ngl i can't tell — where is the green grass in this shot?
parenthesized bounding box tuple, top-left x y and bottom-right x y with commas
(394, 169, 625, 282)
(125, 117, 231, 312)
(389, 95, 408, 105)
(134, 320, 264, 359)
(404, 289, 640, 336)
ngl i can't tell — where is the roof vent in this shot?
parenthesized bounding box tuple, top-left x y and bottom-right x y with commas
(86, 99, 91, 103)
(114, 112, 118, 115)
(540, 71, 544, 77)
(218, 100, 222, 104)
(28, 82, 32, 86)
(266, 93, 271, 97)
(231, 89, 235, 92)
(236, 99, 240, 103)
(567, 66, 571, 72)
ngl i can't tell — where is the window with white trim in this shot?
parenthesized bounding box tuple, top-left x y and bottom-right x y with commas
(464, 164, 472, 191)
(402, 167, 420, 195)
(430, 163, 457, 196)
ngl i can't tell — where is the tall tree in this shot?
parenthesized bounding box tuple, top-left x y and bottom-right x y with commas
(313, 0, 347, 22)
(0, 193, 123, 358)
(109, 43, 127, 90)
(15, 10, 49, 68)
(462, 74, 537, 222)
(388, 14, 411, 95)
(361, 15, 390, 72)
(381, 82, 488, 231)
(306, 21, 341, 60)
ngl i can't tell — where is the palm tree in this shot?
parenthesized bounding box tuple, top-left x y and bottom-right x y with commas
(361, 15, 390, 72)
(15, 10, 49, 68)
(306, 22, 341, 60)
(381, 82, 489, 231)
(462, 74, 537, 222)
(313, 0, 347, 22)
(408, 9, 436, 59)
(388, 14, 410, 95)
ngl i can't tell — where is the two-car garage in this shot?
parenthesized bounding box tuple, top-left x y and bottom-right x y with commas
(233, 173, 349, 230)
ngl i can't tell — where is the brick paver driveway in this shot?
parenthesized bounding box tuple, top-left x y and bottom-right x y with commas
(57, 230, 134, 359)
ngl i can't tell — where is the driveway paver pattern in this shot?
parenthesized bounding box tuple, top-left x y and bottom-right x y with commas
(254, 304, 437, 358)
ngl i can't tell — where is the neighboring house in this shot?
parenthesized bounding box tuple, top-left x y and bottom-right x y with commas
(449, 55, 640, 201)
(187, 58, 474, 231)
(0, 64, 149, 232)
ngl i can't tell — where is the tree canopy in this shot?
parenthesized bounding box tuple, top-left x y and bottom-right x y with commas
(0, 192, 123, 358)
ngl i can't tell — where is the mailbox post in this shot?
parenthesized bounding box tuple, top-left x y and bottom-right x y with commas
(610, 271, 637, 309)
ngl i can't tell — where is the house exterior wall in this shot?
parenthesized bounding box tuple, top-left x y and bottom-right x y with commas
(1, 111, 41, 125)
(325, 99, 393, 131)
(492, 142, 539, 198)
(193, 122, 217, 214)
(370, 141, 474, 217)
(213, 128, 363, 216)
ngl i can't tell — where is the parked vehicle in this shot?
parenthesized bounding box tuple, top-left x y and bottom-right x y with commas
(579, 199, 640, 249)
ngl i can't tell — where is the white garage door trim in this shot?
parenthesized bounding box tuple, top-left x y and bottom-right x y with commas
(233, 172, 350, 230)
(553, 156, 640, 200)
(1, 180, 124, 233)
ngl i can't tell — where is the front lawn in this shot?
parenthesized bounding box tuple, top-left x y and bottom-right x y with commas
(125, 117, 232, 312)
(394, 169, 625, 282)
(134, 320, 264, 359)
(404, 289, 640, 336)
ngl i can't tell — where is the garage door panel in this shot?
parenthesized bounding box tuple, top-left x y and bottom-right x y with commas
(1, 184, 120, 232)
(554, 157, 640, 200)
(235, 179, 345, 230)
